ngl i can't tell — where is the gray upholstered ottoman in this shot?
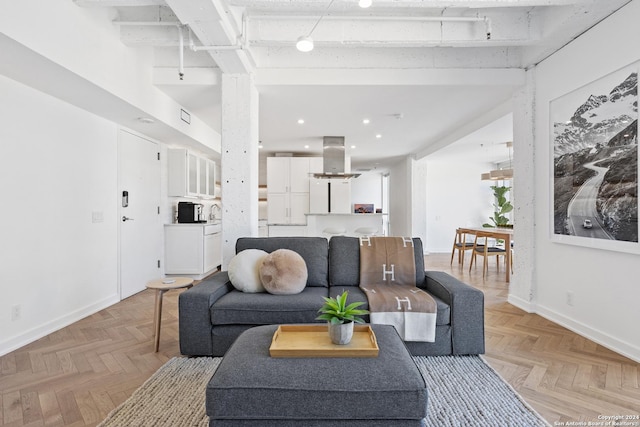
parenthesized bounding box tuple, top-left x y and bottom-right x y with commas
(206, 324, 428, 426)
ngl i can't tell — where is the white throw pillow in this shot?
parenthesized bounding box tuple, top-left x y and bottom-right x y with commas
(228, 249, 269, 293)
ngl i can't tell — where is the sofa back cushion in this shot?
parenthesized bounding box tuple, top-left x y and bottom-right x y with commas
(329, 236, 425, 286)
(236, 237, 329, 287)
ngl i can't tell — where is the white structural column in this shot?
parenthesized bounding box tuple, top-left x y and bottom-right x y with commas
(411, 158, 428, 250)
(220, 74, 259, 268)
(508, 68, 536, 312)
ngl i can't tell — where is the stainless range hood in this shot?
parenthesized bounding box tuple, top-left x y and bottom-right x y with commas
(312, 136, 360, 179)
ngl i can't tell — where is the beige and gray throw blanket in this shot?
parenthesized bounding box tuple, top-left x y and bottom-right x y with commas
(359, 236, 437, 342)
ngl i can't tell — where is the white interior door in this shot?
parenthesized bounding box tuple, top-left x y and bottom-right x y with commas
(118, 130, 161, 299)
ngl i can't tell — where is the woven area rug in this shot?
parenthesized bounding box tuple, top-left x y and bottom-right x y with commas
(98, 356, 549, 427)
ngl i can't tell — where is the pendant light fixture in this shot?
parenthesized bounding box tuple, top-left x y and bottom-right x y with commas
(481, 141, 514, 181)
(295, 0, 336, 52)
(296, 36, 314, 52)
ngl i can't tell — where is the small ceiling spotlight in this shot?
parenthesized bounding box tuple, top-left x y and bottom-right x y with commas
(297, 119, 305, 124)
(304, 145, 310, 149)
(359, 0, 372, 8)
(351, 145, 356, 149)
(375, 134, 382, 139)
(362, 118, 370, 124)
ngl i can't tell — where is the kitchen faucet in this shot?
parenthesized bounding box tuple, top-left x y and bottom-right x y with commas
(210, 204, 221, 221)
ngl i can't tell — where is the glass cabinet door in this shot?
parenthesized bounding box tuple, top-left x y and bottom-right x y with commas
(188, 152, 198, 195)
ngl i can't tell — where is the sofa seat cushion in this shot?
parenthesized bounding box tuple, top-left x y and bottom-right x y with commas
(212, 287, 329, 325)
(329, 287, 450, 326)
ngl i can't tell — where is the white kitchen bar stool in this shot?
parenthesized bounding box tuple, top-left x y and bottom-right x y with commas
(354, 227, 378, 237)
(323, 227, 346, 240)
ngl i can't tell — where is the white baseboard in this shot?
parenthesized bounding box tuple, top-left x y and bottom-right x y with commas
(507, 294, 536, 313)
(534, 304, 640, 364)
(0, 294, 120, 357)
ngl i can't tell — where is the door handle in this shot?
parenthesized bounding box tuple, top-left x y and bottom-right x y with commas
(122, 216, 135, 222)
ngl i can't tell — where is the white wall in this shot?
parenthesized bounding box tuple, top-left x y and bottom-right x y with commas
(388, 158, 412, 236)
(351, 172, 383, 212)
(424, 160, 496, 253)
(529, 0, 640, 361)
(0, 1, 220, 154)
(0, 75, 120, 355)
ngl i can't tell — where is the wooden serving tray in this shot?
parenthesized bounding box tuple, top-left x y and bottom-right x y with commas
(269, 324, 379, 358)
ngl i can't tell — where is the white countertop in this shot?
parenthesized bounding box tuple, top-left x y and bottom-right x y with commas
(305, 213, 384, 216)
(165, 221, 221, 226)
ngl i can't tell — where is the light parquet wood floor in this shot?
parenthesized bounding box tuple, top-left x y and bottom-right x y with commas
(1, 254, 639, 426)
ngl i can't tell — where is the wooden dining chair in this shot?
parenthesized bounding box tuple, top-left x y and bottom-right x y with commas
(450, 228, 477, 267)
(469, 231, 507, 278)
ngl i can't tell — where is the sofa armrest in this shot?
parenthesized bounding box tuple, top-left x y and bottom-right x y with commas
(179, 272, 233, 356)
(422, 271, 485, 355)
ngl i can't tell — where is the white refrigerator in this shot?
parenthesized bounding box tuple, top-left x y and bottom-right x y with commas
(309, 178, 352, 214)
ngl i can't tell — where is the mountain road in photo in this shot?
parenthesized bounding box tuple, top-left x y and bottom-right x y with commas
(566, 161, 613, 239)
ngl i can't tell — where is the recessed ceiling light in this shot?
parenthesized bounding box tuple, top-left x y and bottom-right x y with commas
(375, 134, 382, 139)
(297, 119, 305, 124)
(304, 145, 310, 149)
(362, 119, 370, 124)
(351, 145, 356, 149)
(359, 0, 372, 8)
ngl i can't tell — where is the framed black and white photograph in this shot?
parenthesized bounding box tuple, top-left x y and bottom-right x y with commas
(551, 61, 639, 253)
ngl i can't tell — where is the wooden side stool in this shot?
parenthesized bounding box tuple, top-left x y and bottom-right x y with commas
(145, 277, 194, 352)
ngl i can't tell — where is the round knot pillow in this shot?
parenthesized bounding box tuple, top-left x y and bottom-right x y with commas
(260, 249, 308, 295)
(228, 249, 269, 293)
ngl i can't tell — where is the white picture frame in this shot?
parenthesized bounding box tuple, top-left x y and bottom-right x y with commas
(550, 61, 639, 253)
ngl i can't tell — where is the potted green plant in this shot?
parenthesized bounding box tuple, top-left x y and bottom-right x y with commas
(483, 184, 513, 228)
(317, 291, 368, 345)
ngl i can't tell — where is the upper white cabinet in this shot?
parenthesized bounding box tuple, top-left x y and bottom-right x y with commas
(267, 157, 319, 225)
(268, 157, 311, 193)
(168, 148, 216, 199)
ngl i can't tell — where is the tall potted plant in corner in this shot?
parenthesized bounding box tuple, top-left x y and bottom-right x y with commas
(483, 184, 513, 228)
(317, 291, 368, 345)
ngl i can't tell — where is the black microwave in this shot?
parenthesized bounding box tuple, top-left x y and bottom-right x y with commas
(177, 202, 206, 223)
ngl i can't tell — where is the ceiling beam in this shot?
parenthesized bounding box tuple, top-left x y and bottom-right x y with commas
(73, 0, 165, 6)
(230, 0, 584, 11)
(414, 99, 514, 160)
(165, 0, 254, 73)
(255, 68, 525, 87)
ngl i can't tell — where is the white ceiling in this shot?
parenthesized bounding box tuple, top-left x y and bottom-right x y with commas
(72, 0, 631, 170)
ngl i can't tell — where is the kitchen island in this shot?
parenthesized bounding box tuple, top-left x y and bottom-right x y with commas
(305, 213, 386, 237)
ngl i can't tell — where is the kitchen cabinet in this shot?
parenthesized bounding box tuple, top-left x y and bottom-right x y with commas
(200, 157, 217, 198)
(267, 157, 316, 225)
(168, 148, 216, 198)
(164, 223, 221, 279)
(267, 193, 310, 225)
(267, 157, 311, 193)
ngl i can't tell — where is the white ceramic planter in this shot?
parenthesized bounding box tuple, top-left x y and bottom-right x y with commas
(328, 321, 354, 345)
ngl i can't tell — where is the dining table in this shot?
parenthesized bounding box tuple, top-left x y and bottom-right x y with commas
(458, 227, 514, 282)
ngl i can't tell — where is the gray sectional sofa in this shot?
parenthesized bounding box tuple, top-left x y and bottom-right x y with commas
(179, 236, 485, 357)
